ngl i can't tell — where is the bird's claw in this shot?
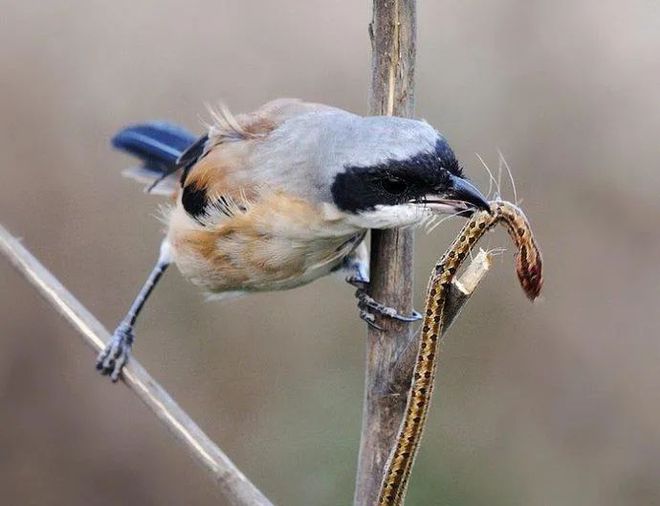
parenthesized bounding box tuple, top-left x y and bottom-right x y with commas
(358, 307, 383, 330)
(349, 277, 422, 328)
(96, 321, 134, 382)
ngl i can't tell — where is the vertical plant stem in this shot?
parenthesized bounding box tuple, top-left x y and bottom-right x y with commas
(354, 1, 417, 504)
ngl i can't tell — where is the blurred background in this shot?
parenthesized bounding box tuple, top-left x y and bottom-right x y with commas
(1, 0, 659, 504)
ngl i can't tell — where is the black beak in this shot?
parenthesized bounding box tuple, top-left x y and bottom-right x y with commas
(447, 175, 490, 213)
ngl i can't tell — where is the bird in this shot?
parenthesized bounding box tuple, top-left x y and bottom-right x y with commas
(96, 98, 490, 382)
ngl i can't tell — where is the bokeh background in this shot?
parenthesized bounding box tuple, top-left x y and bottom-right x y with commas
(1, 1, 659, 504)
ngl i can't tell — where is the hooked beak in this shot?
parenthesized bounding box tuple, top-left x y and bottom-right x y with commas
(414, 175, 491, 215)
(446, 175, 491, 212)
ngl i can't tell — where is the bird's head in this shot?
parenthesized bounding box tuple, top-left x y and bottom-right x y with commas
(330, 128, 489, 229)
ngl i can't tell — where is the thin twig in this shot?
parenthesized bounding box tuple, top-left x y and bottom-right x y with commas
(444, 249, 492, 325)
(0, 223, 274, 506)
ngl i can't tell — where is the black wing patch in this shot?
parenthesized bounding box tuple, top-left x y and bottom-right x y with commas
(181, 183, 208, 221)
(179, 134, 248, 224)
(182, 182, 243, 225)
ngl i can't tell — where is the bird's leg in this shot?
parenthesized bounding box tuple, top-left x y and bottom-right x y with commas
(96, 240, 172, 382)
(343, 242, 422, 328)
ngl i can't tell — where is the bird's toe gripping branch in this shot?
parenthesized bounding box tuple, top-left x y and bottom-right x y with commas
(96, 321, 135, 382)
(347, 276, 422, 329)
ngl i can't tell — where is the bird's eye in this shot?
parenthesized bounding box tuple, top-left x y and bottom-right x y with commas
(381, 177, 408, 195)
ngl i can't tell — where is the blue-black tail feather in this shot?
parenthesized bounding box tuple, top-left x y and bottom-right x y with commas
(112, 122, 202, 193)
(112, 122, 197, 172)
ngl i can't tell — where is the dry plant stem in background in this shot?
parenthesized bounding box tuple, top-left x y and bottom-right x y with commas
(0, 224, 274, 506)
(354, 1, 419, 504)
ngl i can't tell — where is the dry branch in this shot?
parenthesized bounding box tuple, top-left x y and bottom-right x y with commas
(354, 1, 419, 504)
(0, 223, 273, 506)
(354, 1, 494, 504)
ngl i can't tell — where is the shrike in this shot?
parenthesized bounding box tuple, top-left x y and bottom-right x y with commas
(97, 98, 489, 381)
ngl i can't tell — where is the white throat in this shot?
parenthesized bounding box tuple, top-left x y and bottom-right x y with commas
(346, 204, 433, 230)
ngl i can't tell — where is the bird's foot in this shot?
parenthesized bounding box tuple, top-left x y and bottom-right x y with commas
(96, 321, 134, 382)
(347, 276, 422, 329)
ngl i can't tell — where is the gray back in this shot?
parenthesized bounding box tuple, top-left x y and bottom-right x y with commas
(247, 109, 442, 203)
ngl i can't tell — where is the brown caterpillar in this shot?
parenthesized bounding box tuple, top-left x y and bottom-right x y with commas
(378, 200, 543, 505)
